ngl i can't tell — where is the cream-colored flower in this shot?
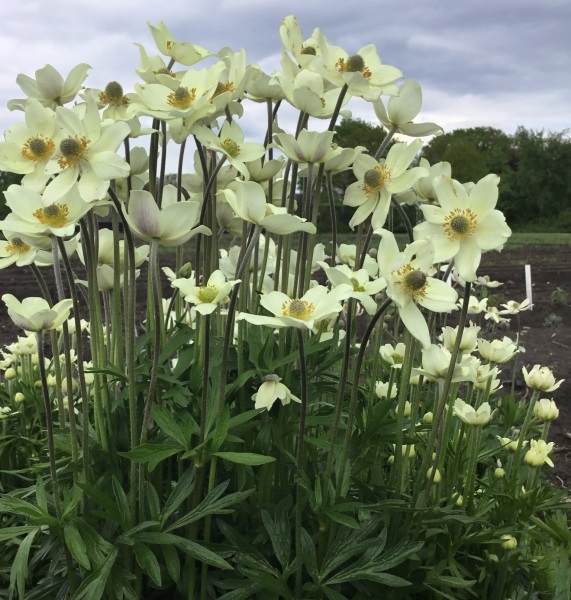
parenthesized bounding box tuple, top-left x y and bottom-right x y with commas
(3, 294, 73, 332)
(440, 323, 480, 354)
(414, 344, 476, 383)
(377, 231, 458, 348)
(344, 141, 427, 230)
(497, 436, 528, 453)
(124, 187, 211, 247)
(414, 174, 511, 282)
(500, 299, 533, 315)
(237, 284, 352, 332)
(524, 439, 554, 468)
(220, 181, 316, 235)
(147, 21, 210, 66)
(478, 336, 518, 363)
(374, 380, 397, 400)
(522, 364, 563, 392)
(379, 342, 407, 368)
(172, 270, 240, 316)
(8, 63, 90, 111)
(474, 363, 501, 392)
(336, 244, 378, 277)
(453, 398, 493, 426)
(373, 79, 442, 137)
(273, 129, 338, 165)
(533, 398, 559, 421)
(0, 232, 41, 269)
(252, 375, 301, 411)
(413, 159, 452, 202)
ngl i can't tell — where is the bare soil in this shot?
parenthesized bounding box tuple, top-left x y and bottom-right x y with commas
(0, 244, 570, 490)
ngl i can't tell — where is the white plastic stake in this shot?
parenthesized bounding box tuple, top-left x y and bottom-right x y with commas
(524, 264, 533, 310)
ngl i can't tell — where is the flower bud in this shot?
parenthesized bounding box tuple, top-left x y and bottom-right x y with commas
(14, 392, 25, 404)
(533, 398, 559, 421)
(4, 368, 16, 380)
(423, 411, 433, 424)
(426, 467, 441, 483)
(500, 535, 517, 550)
(494, 467, 506, 479)
(374, 380, 397, 400)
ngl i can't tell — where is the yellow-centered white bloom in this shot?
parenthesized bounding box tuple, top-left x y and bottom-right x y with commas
(533, 398, 559, 421)
(414, 174, 511, 282)
(172, 270, 240, 316)
(319, 263, 386, 315)
(252, 375, 301, 411)
(522, 364, 563, 392)
(0, 232, 42, 269)
(453, 398, 493, 426)
(377, 231, 458, 348)
(3, 295, 73, 332)
(237, 284, 352, 332)
(379, 342, 407, 368)
(344, 141, 428, 230)
(500, 299, 533, 314)
(373, 79, 442, 137)
(524, 439, 554, 468)
(477, 336, 518, 363)
(43, 99, 131, 203)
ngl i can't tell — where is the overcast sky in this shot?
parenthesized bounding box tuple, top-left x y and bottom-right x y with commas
(1, 0, 570, 161)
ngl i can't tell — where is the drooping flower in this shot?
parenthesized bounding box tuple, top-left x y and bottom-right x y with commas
(3, 294, 73, 332)
(344, 141, 428, 230)
(413, 174, 512, 282)
(377, 231, 458, 348)
(124, 186, 211, 247)
(252, 375, 300, 411)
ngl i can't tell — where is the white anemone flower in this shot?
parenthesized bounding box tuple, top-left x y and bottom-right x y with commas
(0, 232, 42, 268)
(453, 399, 493, 426)
(124, 186, 211, 247)
(377, 230, 458, 348)
(373, 79, 442, 137)
(273, 129, 338, 165)
(252, 375, 300, 411)
(379, 342, 407, 368)
(344, 141, 428, 230)
(414, 174, 512, 282)
(8, 63, 91, 111)
(477, 337, 518, 363)
(3, 295, 73, 332)
(172, 270, 240, 316)
(147, 21, 210, 66)
(220, 181, 316, 235)
(522, 365, 563, 392)
(524, 439, 554, 468)
(44, 98, 131, 203)
(237, 284, 352, 332)
(500, 299, 533, 314)
(414, 344, 476, 383)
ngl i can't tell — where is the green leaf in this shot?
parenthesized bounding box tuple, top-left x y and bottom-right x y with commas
(134, 542, 162, 587)
(112, 476, 131, 526)
(64, 521, 91, 570)
(165, 483, 253, 532)
(0, 494, 55, 525)
(77, 483, 122, 524)
(71, 547, 118, 600)
(151, 404, 188, 448)
(118, 443, 181, 466)
(211, 406, 230, 453)
(162, 544, 180, 583)
(213, 452, 275, 466)
(261, 508, 291, 570)
(0, 526, 37, 543)
(160, 467, 195, 528)
(9, 528, 39, 600)
(35, 476, 48, 514)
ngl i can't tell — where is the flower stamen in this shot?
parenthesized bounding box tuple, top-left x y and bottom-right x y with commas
(21, 135, 55, 162)
(198, 286, 218, 303)
(221, 138, 240, 158)
(58, 136, 89, 169)
(99, 81, 129, 107)
(363, 166, 390, 194)
(443, 208, 477, 241)
(396, 263, 428, 301)
(167, 86, 196, 109)
(336, 54, 372, 78)
(5, 238, 31, 254)
(33, 203, 69, 229)
(282, 299, 314, 320)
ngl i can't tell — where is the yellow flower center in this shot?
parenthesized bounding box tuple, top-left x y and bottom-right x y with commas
(336, 54, 372, 78)
(212, 81, 235, 100)
(363, 166, 390, 194)
(443, 208, 477, 241)
(99, 81, 129, 107)
(350, 277, 365, 292)
(5, 237, 31, 254)
(390, 353, 404, 364)
(282, 298, 314, 320)
(167, 86, 196, 109)
(21, 135, 55, 162)
(58, 136, 89, 169)
(32, 203, 69, 229)
(198, 286, 218, 303)
(222, 138, 240, 158)
(396, 264, 428, 301)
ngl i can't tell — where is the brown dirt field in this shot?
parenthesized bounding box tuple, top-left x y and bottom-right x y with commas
(0, 244, 570, 490)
